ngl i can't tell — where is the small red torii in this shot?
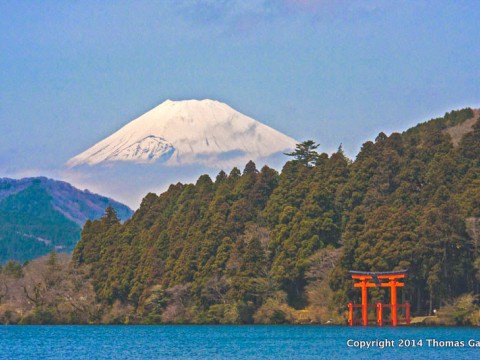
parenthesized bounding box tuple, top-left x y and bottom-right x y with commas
(348, 270, 410, 326)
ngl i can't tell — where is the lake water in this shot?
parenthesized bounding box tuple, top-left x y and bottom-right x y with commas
(1, 325, 480, 359)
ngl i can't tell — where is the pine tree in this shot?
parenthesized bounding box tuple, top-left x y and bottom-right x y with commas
(284, 140, 321, 167)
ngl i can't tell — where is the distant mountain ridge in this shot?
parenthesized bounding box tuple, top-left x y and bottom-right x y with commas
(0, 177, 133, 263)
(67, 99, 297, 167)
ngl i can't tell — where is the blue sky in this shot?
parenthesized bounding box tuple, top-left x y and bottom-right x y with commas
(1, 0, 480, 205)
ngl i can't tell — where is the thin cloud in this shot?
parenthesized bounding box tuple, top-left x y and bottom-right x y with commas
(170, 0, 388, 38)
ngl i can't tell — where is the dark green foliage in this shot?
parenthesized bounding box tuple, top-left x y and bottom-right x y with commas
(0, 178, 133, 264)
(331, 108, 478, 315)
(284, 140, 321, 167)
(73, 153, 351, 320)
(72, 108, 480, 322)
(0, 183, 81, 263)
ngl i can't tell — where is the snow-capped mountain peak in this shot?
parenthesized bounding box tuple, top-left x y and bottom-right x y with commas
(67, 99, 297, 167)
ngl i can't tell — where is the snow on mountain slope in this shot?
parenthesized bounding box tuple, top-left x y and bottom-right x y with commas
(67, 99, 297, 167)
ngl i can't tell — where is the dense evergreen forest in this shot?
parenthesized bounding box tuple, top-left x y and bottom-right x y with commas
(0, 182, 80, 262)
(1, 108, 480, 325)
(0, 177, 133, 263)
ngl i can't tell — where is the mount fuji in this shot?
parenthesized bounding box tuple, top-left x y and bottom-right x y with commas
(67, 99, 297, 168)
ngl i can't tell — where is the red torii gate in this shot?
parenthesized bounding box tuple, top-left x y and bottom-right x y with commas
(348, 270, 410, 326)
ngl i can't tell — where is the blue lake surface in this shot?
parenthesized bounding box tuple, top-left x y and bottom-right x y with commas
(1, 325, 480, 359)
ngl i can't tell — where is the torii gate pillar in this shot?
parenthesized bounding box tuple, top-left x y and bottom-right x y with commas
(361, 279, 367, 326)
(349, 270, 408, 326)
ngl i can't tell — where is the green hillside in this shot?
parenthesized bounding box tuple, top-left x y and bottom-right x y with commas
(68, 108, 480, 324)
(0, 178, 133, 263)
(0, 181, 80, 263)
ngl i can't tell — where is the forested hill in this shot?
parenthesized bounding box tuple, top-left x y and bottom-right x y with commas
(72, 108, 480, 324)
(0, 177, 133, 263)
